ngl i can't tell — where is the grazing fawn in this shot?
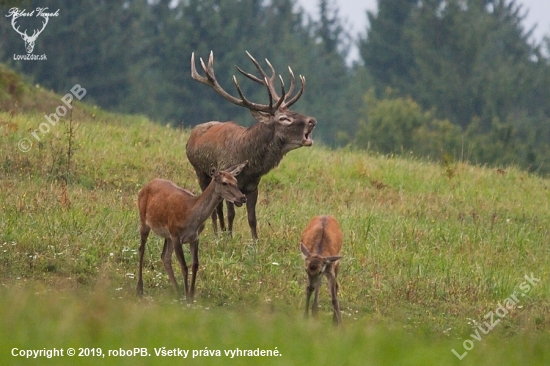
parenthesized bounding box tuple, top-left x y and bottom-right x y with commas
(300, 215, 343, 325)
(136, 162, 248, 301)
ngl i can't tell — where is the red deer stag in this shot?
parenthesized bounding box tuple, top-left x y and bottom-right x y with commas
(136, 162, 247, 301)
(186, 51, 316, 240)
(300, 215, 343, 325)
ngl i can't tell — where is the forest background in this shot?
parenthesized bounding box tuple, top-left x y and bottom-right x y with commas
(1, 0, 549, 174)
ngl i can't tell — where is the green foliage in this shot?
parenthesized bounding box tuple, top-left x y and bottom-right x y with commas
(355, 90, 550, 173)
(355, 90, 462, 158)
(359, 0, 417, 92)
(360, 0, 550, 173)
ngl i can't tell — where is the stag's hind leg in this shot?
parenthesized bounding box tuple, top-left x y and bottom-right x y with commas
(246, 188, 259, 240)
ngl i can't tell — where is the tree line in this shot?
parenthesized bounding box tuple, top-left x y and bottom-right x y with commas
(1, 0, 549, 173)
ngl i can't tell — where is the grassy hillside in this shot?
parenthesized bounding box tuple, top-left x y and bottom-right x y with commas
(0, 68, 549, 365)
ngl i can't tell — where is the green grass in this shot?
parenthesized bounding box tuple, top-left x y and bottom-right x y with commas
(1, 82, 549, 364)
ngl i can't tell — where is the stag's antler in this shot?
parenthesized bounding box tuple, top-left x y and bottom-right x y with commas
(191, 51, 305, 114)
(236, 51, 305, 109)
(11, 14, 49, 53)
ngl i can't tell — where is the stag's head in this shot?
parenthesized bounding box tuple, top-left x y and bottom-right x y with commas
(11, 14, 49, 54)
(191, 51, 316, 153)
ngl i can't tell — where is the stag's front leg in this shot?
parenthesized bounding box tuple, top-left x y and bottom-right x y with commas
(215, 201, 226, 234)
(246, 189, 259, 240)
(226, 201, 235, 236)
(188, 239, 199, 303)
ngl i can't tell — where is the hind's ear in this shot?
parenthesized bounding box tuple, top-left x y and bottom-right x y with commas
(209, 166, 218, 178)
(325, 256, 342, 264)
(300, 242, 311, 259)
(225, 160, 248, 177)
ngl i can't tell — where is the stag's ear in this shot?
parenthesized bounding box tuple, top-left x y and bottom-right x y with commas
(225, 161, 248, 177)
(209, 166, 218, 178)
(249, 109, 273, 124)
(300, 242, 311, 259)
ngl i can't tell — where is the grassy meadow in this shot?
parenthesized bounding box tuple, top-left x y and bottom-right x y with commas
(0, 82, 549, 365)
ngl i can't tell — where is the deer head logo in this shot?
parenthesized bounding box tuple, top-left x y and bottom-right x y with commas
(10, 12, 49, 54)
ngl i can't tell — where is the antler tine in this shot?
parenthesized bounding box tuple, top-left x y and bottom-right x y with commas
(235, 65, 263, 84)
(244, 51, 280, 100)
(207, 51, 214, 76)
(262, 57, 281, 101)
(200, 56, 214, 82)
(190, 52, 207, 84)
(282, 75, 306, 108)
(265, 77, 274, 111)
(244, 51, 271, 80)
(191, 51, 254, 109)
(236, 52, 282, 112)
(232, 76, 272, 112)
(191, 51, 302, 114)
(286, 66, 296, 100)
(274, 75, 286, 110)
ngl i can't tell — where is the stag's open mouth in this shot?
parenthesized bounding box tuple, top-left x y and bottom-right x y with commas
(302, 131, 313, 146)
(302, 120, 316, 146)
(234, 201, 244, 207)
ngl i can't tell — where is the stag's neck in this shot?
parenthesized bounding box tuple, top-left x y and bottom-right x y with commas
(239, 123, 285, 175)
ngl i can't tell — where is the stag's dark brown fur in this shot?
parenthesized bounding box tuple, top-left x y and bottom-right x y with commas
(186, 51, 316, 239)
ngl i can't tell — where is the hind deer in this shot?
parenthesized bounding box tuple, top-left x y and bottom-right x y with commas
(186, 51, 316, 240)
(300, 215, 343, 325)
(136, 162, 247, 301)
